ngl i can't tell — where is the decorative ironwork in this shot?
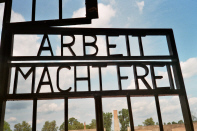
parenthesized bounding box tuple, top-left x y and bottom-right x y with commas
(0, 0, 194, 131)
(3, 0, 98, 26)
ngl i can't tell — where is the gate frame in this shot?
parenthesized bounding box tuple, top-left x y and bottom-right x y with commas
(0, 1, 194, 131)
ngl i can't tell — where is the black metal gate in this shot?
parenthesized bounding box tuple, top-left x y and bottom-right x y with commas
(0, 0, 194, 131)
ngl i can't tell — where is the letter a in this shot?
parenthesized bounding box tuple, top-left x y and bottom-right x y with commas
(37, 34, 54, 56)
(36, 67, 54, 93)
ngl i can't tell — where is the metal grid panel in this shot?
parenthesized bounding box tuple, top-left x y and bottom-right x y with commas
(0, 1, 194, 131)
(4, 0, 98, 26)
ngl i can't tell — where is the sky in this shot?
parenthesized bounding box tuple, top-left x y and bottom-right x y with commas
(0, 0, 197, 130)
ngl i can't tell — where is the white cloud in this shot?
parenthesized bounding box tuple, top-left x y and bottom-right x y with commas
(102, 0, 116, 5)
(159, 97, 180, 114)
(131, 96, 184, 124)
(7, 117, 17, 122)
(0, 3, 25, 28)
(67, 99, 96, 124)
(189, 97, 197, 112)
(72, 3, 116, 28)
(13, 35, 40, 56)
(0, 4, 4, 30)
(10, 10, 25, 22)
(181, 57, 197, 78)
(189, 97, 197, 106)
(0, 4, 40, 56)
(136, 1, 145, 14)
(28, 121, 32, 125)
(37, 119, 45, 124)
(127, 78, 153, 90)
(37, 102, 64, 113)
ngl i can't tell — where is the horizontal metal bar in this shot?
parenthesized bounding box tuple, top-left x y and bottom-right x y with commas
(5, 18, 91, 27)
(10, 56, 176, 61)
(9, 61, 175, 67)
(6, 27, 173, 35)
(5, 89, 180, 100)
(0, 0, 5, 3)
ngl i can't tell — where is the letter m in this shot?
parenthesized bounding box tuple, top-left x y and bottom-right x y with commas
(13, 66, 35, 94)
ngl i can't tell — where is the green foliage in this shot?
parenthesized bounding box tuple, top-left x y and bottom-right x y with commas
(192, 115, 197, 122)
(164, 122, 166, 125)
(191, 111, 197, 122)
(59, 118, 87, 130)
(142, 117, 155, 126)
(156, 122, 159, 125)
(118, 109, 130, 131)
(178, 120, 184, 124)
(103, 112, 113, 131)
(167, 122, 171, 125)
(4, 121, 12, 131)
(68, 117, 84, 130)
(41, 120, 58, 131)
(59, 122, 64, 131)
(14, 121, 31, 131)
(86, 119, 96, 129)
(171, 121, 177, 124)
(138, 125, 142, 127)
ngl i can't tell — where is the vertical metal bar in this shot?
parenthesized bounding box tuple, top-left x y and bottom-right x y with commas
(61, 34, 63, 56)
(31, 66, 36, 94)
(32, 99, 37, 131)
(59, 0, 62, 20)
(98, 67, 103, 91)
(32, 0, 36, 21)
(0, 0, 13, 130)
(138, 36, 144, 56)
(83, 35, 86, 56)
(106, 35, 110, 56)
(74, 66, 77, 92)
(166, 64, 175, 89)
(87, 66, 91, 91)
(117, 65, 122, 90)
(155, 95, 164, 131)
(150, 65, 157, 89)
(64, 97, 68, 131)
(125, 35, 131, 56)
(0, 33, 13, 131)
(94, 95, 104, 131)
(85, 0, 98, 18)
(133, 65, 139, 90)
(166, 31, 194, 131)
(13, 66, 18, 94)
(127, 95, 134, 131)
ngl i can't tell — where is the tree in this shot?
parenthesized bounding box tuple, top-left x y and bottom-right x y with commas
(68, 117, 84, 130)
(192, 115, 197, 122)
(167, 122, 171, 125)
(156, 122, 159, 125)
(14, 121, 31, 131)
(59, 118, 84, 130)
(171, 121, 177, 124)
(86, 119, 96, 129)
(191, 111, 197, 122)
(178, 120, 184, 124)
(142, 117, 155, 126)
(59, 122, 64, 131)
(4, 121, 12, 131)
(118, 109, 130, 131)
(41, 120, 58, 131)
(103, 112, 113, 131)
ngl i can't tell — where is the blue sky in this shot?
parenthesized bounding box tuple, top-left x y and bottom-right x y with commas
(0, 0, 197, 130)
